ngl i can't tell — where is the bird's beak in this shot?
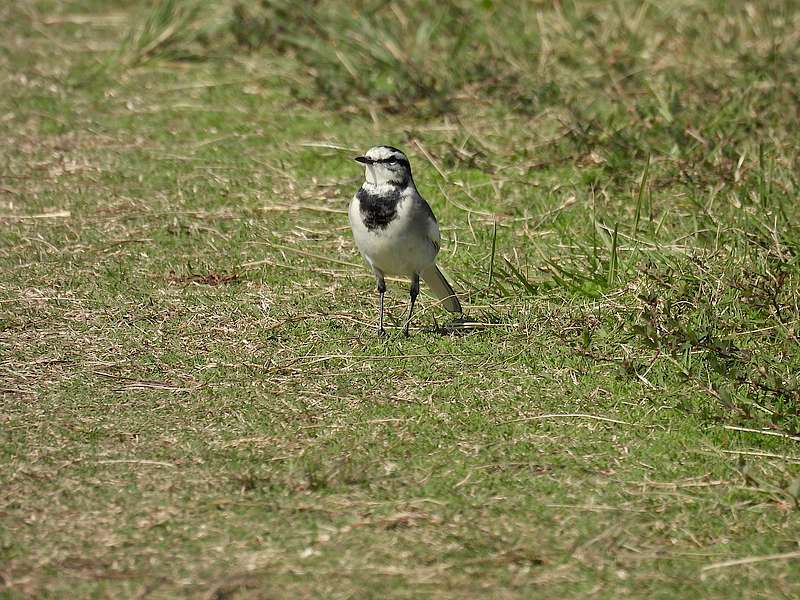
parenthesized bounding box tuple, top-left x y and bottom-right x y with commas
(355, 156, 371, 164)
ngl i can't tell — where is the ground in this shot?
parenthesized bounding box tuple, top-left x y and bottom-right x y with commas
(1, 1, 799, 598)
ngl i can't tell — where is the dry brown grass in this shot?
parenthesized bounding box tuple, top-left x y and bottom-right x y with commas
(2, 1, 800, 598)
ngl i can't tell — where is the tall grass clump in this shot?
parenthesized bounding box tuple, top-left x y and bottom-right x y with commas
(117, 0, 226, 65)
(229, 0, 549, 114)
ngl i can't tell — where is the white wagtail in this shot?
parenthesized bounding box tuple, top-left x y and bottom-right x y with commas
(349, 145, 462, 336)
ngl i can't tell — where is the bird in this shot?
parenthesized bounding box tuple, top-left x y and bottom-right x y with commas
(348, 145, 462, 336)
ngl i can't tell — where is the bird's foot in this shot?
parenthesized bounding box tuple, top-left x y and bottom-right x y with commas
(378, 327, 387, 337)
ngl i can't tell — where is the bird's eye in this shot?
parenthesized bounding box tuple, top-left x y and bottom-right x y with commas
(388, 158, 397, 164)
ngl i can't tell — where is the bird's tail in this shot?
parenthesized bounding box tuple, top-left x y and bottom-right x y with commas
(420, 264, 462, 313)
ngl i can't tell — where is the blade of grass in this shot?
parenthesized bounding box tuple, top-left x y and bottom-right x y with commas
(487, 219, 497, 287)
(501, 256, 538, 295)
(634, 155, 650, 235)
(607, 222, 619, 286)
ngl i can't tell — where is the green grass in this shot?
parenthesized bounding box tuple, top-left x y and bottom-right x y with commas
(2, 0, 799, 598)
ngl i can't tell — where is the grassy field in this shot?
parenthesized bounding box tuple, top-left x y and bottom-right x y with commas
(2, 0, 800, 598)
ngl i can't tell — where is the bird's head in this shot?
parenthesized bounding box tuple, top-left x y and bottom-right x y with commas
(355, 146, 412, 187)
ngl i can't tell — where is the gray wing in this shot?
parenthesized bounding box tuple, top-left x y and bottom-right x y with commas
(411, 190, 441, 253)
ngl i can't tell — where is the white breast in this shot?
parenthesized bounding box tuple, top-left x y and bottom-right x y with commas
(349, 192, 438, 278)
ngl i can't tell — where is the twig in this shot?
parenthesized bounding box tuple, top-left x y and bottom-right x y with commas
(96, 459, 176, 467)
(545, 504, 647, 513)
(240, 240, 361, 269)
(105, 238, 153, 248)
(299, 141, 359, 152)
(702, 550, 800, 572)
(721, 449, 800, 463)
(0, 388, 35, 396)
(94, 371, 199, 392)
(499, 413, 633, 426)
(157, 76, 275, 94)
(723, 425, 800, 442)
(2, 210, 71, 220)
(438, 183, 495, 218)
(640, 477, 732, 489)
(42, 14, 127, 25)
(412, 139, 448, 182)
(440, 321, 516, 330)
(260, 204, 347, 215)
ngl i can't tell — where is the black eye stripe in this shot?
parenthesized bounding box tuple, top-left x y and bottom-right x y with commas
(373, 157, 407, 165)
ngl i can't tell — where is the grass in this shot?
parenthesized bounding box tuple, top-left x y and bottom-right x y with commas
(2, 0, 799, 598)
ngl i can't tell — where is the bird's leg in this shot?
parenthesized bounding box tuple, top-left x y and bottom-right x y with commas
(375, 272, 386, 337)
(403, 273, 420, 337)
